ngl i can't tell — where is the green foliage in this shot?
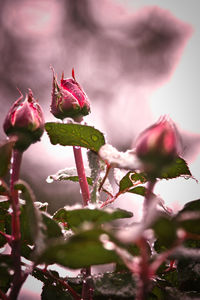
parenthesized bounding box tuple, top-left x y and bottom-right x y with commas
(37, 228, 120, 268)
(0, 97, 198, 299)
(0, 200, 10, 248)
(93, 271, 136, 299)
(128, 186, 146, 196)
(45, 123, 105, 152)
(152, 214, 177, 251)
(53, 207, 133, 231)
(14, 181, 63, 258)
(0, 139, 15, 177)
(177, 258, 200, 292)
(159, 157, 191, 179)
(178, 199, 200, 212)
(119, 172, 147, 192)
(0, 255, 13, 293)
(175, 199, 200, 234)
(42, 284, 73, 300)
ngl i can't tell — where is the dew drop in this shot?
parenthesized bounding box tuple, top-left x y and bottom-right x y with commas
(46, 176, 53, 183)
(183, 175, 190, 180)
(103, 241, 115, 251)
(91, 135, 98, 142)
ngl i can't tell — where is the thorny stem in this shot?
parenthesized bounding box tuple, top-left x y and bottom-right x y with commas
(9, 149, 23, 300)
(72, 146, 93, 299)
(136, 237, 151, 300)
(134, 180, 156, 300)
(142, 180, 156, 220)
(73, 146, 90, 206)
(81, 267, 93, 300)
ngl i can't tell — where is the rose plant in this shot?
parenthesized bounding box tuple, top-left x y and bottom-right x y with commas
(0, 69, 199, 300)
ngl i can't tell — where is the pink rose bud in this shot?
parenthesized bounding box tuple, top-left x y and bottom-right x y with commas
(135, 117, 180, 170)
(3, 89, 44, 151)
(51, 68, 90, 121)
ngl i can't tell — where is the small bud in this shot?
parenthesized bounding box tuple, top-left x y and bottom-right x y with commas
(3, 89, 45, 151)
(51, 68, 90, 121)
(135, 117, 180, 173)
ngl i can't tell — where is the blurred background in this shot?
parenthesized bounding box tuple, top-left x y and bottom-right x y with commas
(0, 0, 199, 297)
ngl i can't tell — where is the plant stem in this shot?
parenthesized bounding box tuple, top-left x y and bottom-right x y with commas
(136, 238, 151, 300)
(9, 149, 23, 300)
(81, 267, 93, 300)
(73, 146, 90, 206)
(73, 146, 93, 299)
(142, 180, 156, 220)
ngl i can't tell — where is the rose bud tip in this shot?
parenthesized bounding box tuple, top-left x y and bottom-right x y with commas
(135, 116, 180, 175)
(3, 89, 45, 152)
(51, 69, 91, 121)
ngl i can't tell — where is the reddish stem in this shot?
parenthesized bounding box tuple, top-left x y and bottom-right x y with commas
(72, 146, 93, 299)
(142, 180, 156, 219)
(136, 238, 151, 300)
(73, 146, 90, 206)
(9, 149, 23, 300)
(98, 163, 111, 192)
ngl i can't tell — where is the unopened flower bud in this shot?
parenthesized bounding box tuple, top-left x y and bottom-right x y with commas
(51, 68, 90, 121)
(3, 89, 44, 151)
(135, 117, 180, 173)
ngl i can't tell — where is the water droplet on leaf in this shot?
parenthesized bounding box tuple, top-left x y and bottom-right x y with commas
(91, 135, 98, 142)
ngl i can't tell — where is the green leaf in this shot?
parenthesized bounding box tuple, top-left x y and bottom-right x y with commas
(93, 271, 136, 299)
(45, 123, 105, 152)
(15, 181, 63, 256)
(159, 157, 191, 180)
(33, 268, 81, 298)
(160, 269, 178, 287)
(149, 285, 166, 300)
(15, 181, 43, 245)
(0, 200, 9, 216)
(42, 284, 73, 300)
(0, 180, 9, 196)
(119, 172, 147, 192)
(42, 212, 63, 240)
(53, 207, 133, 230)
(38, 229, 120, 268)
(0, 200, 10, 248)
(184, 239, 200, 249)
(0, 255, 13, 293)
(177, 258, 200, 292)
(178, 199, 200, 212)
(152, 214, 177, 251)
(128, 186, 146, 196)
(175, 199, 200, 234)
(0, 139, 15, 177)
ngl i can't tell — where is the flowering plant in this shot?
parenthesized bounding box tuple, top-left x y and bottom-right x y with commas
(0, 69, 199, 300)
